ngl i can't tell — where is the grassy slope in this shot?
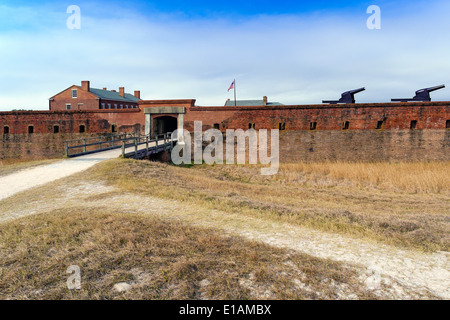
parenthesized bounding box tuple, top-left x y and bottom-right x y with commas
(1, 159, 448, 300)
(0, 208, 374, 300)
(88, 160, 449, 252)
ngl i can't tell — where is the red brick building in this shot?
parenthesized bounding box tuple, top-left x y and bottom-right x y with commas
(49, 81, 141, 111)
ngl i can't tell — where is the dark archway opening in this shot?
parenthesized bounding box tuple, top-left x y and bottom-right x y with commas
(155, 116, 177, 136)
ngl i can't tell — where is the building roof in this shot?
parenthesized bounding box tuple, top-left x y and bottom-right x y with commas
(224, 100, 283, 107)
(89, 88, 140, 103)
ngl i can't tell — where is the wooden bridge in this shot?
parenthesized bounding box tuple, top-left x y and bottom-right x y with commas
(64, 132, 175, 160)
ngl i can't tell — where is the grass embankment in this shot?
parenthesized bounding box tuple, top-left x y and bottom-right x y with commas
(0, 209, 373, 300)
(0, 159, 447, 299)
(88, 160, 449, 252)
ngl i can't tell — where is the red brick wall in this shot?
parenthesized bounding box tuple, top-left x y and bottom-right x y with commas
(0, 110, 145, 135)
(1, 100, 449, 162)
(186, 102, 449, 131)
(0, 133, 111, 161)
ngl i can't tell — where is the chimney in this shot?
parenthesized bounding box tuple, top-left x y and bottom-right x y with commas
(263, 96, 268, 106)
(103, 87, 107, 90)
(119, 87, 125, 97)
(81, 81, 90, 91)
(134, 90, 141, 99)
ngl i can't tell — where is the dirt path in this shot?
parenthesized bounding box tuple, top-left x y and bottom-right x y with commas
(0, 148, 126, 201)
(0, 180, 448, 299)
(0, 141, 170, 202)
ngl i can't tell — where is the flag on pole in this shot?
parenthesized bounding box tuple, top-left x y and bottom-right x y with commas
(228, 80, 235, 92)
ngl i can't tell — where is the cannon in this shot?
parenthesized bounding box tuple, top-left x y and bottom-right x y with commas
(322, 87, 366, 104)
(391, 85, 445, 102)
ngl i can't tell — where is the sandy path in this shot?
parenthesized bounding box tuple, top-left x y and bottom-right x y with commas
(1, 181, 448, 299)
(0, 142, 163, 201)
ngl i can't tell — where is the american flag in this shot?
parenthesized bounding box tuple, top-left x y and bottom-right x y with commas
(228, 80, 235, 92)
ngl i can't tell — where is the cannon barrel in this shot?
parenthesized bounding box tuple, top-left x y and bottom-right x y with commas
(391, 84, 445, 102)
(416, 84, 445, 94)
(323, 87, 365, 104)
(344, 87, 366, 95)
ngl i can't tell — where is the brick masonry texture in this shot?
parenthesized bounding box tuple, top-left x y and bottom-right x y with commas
(1, 100, 449, 162)
(185, 102, 449, 131)
(0, 110, 143, 135)
(277, 129, 450, 162)
(0, 133, 108, 161)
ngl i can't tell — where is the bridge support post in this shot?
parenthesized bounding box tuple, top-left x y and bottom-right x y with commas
(145, 113, 151, 137)
(177, 113, 185, 145)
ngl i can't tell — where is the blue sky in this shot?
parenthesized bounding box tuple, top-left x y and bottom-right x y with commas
(0, 0, 449, 109)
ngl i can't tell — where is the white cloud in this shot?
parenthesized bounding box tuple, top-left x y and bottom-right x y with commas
(0, 1, 449, 110)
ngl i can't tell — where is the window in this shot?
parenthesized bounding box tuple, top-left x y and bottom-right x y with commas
(3, 126, 9, 134)
(66, 104, 71, 110)
(213, 123, 220, 130)
(278, 123, 286, 131)
(249, 123, 255, 129)
(114, 104, 118, 109)
(28, 125, 34, 134)
(446, 120, 450, 129)
(410, 120, 417, 129)
(72, 89, 77, 98)
(310, 122, 317, 130)
(111, 124, 117, 133)
(342, 121, 350, 130)
(53, 125, 60, 134)
(107, 104, 111, 109)
(126, 105, 129, 109)
(376, 121, 384, 129)
(120, 104, 123, 109)
(77, 103, 83, 110)
(79, 125, 86, 133)
(100, 103, 105, 109)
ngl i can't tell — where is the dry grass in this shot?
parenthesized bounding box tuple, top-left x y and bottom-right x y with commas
(279, 162, 450, 194)
(0, 209, 375, 300)
(87, 159, 449, 252)
(0, 159, 59, 177)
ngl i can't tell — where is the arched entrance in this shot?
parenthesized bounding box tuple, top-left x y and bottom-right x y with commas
(144, 106, 186, 140)
(155, 116, 177, 136)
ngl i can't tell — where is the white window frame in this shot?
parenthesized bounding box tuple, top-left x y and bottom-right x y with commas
(66, 104, 71, 110)
(72, 89, 77, 98)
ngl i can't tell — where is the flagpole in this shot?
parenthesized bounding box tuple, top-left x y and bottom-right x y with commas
(234, 79, 237, 107)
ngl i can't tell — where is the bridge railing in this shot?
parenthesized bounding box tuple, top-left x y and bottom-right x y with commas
(65, 132, 175, 158)
(121, 132, 175, 159)
(65, 133, 139, 157)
